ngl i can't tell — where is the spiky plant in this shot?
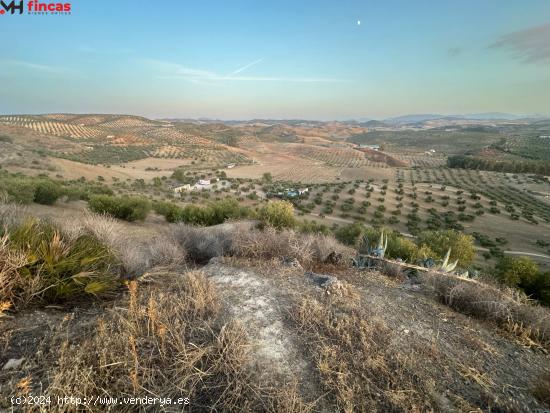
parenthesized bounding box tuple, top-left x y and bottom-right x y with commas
(357, 230, 388, 259)
(439, 248, 458, 273)
(374, 231, 388, 258)
(3, 218, 119, 308)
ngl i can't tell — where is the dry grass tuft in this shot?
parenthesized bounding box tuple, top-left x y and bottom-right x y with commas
(323, 279, 361, 307)
(0, 234, 29, 309)
(116, 233, 186, 277)
(292, 296, 437, 412)
(60, 213, 186, 277)
(380, 261, 408, 281)
(171, 223, 232, 263)
(168, 224, 352, 269)
(231, 227, 353, 269)
(421, 271, 550, 347)
(44, 270, 311, 412)
(0, 199, 26, 229)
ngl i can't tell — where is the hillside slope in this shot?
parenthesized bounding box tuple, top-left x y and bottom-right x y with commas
(1, 244, 549, 411)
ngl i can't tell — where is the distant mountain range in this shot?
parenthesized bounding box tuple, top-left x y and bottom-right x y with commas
(382, 112, 548, 125)
(158, 112, 548, 126)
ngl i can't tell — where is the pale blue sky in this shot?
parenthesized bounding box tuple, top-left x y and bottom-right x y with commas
(1, 0, 549, 119)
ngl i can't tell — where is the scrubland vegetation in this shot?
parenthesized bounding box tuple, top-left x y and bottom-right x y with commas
(0, 171, 113, 205)
(89, 195, 152, 222)
(2, 168, 549, 309)
(2, 196, 548, 411)
(47, 272, 308, 412)
(1, 114, 550, 410)
(448, 154, 550, 175)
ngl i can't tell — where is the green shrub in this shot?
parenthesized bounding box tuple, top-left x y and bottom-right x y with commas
(416, 229, 475, 266)
(358, 227, 420, 262)
(208, 198, 250, 224)
(89, 195, 151, 222)
(335, 222, 365, 246)
(153, 200, 184, 223)
(171, 169, 194, 183)
(33, 180, 64, 205)
(525, 272, 550, 306)
(298, 220, 331, 235)
(0, 175, 36, 204)
(0, 172, 113, 205)
(495, 256, 539, 287)
(259, 200, 296, 229)
(154, 198, 250, 225)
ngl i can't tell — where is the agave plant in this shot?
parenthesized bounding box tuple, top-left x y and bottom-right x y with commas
(374, 231, 388, 259)
(439, 248, 458, 273)
(358, 231, 388, 258)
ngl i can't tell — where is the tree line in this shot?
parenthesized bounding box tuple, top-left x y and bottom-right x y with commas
(447, 155, 550, 175)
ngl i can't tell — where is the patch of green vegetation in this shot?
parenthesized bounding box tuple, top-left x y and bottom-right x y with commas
(88, 195, 152, 221)
(448, 155, 550, 175)
(2, 218, 118, 308)
(153, 198, 251, 226)
(0, 171, 113, 205)
(56, 145, 154, 164)
(495, 256, 550, 306)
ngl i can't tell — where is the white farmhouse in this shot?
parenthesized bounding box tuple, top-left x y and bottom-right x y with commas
(173, 184, 191, 193)
(359, 144, 380, 151)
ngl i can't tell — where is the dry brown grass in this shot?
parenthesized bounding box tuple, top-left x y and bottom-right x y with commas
(168, 224, 353, 269)
(291, 296, 437, 412)
(379, 261, 408, 281)
(116, 234, 186, 277)
(231, 227, 353, 269)
(62, 213, 186, 277)
(421, 271, 550, 347)
(42, 270, 311, 412)
(0, 199, 26, 229)
(0, 234, 30, 309)
(171, 224, 233, 263)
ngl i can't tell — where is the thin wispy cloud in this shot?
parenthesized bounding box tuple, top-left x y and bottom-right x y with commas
(144, 58, 346, 83)
(0, 59, 73, 75)
(228, 58, 263, 76)
(490, 22, 550, 63)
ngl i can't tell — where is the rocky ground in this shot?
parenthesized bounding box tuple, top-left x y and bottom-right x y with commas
(0, 214, 549, 411)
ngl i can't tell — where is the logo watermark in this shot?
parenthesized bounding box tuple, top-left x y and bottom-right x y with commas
(0, 1, 72, 15)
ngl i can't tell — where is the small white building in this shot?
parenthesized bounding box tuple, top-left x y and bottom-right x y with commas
(199, 179, 211, 186)
(226, 163, 236, 169)
(359, 144, 380, 151)
(298, 188, 309, 195)
(173, 184, 191, 193)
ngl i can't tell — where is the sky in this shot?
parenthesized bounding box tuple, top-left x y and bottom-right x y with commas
(1, 0, 549, 120)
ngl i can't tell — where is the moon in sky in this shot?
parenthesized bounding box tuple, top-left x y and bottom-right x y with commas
(357, 20, 361, 26)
